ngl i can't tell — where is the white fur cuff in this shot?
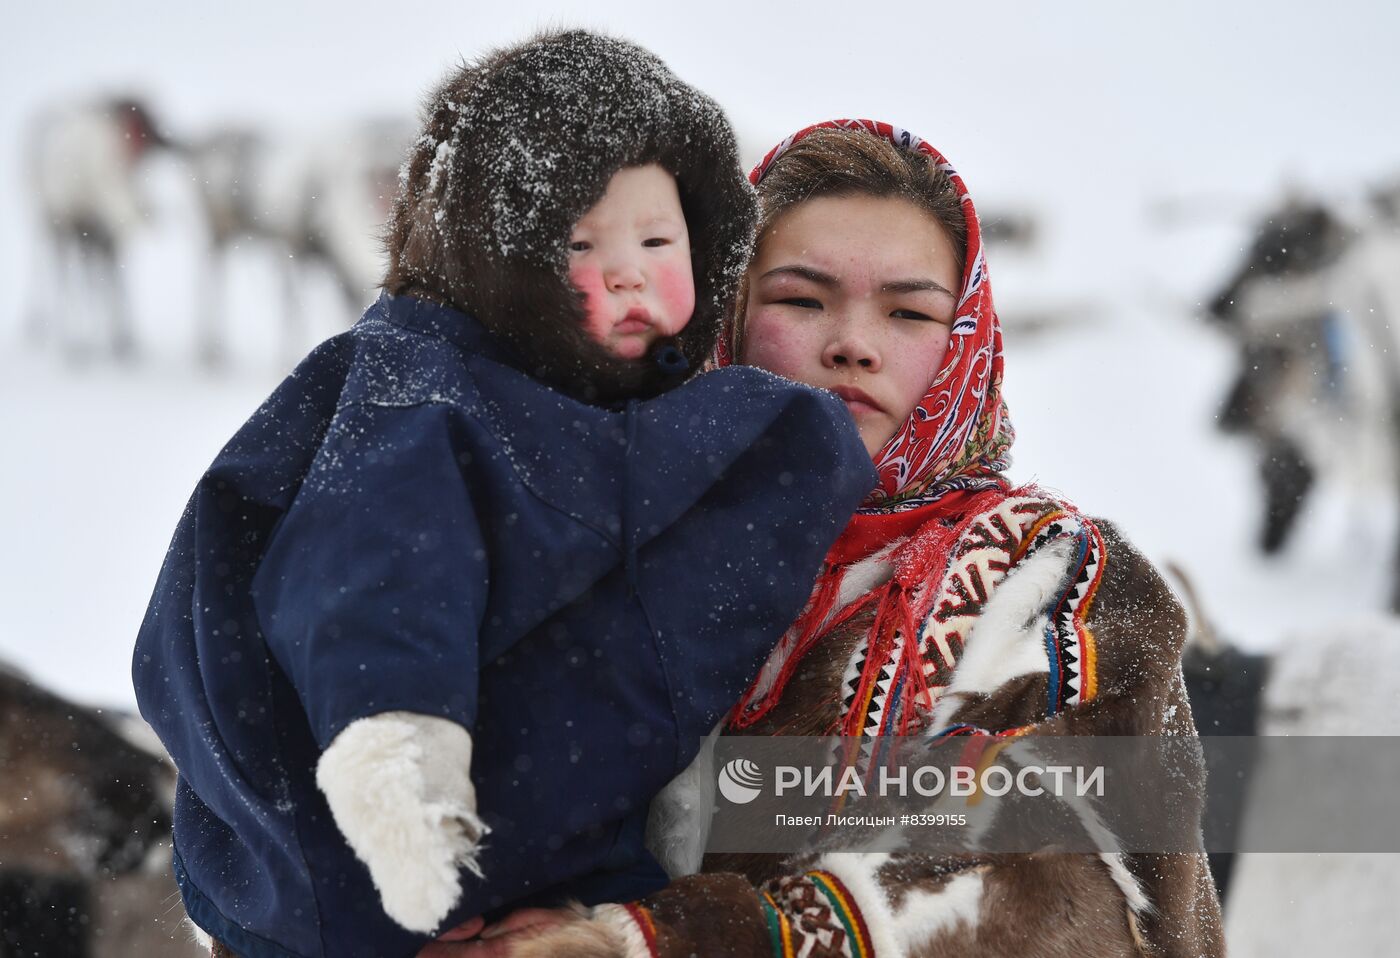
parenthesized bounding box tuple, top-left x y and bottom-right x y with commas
(590, 903, 654, 958)
(316, 711, 489, 933)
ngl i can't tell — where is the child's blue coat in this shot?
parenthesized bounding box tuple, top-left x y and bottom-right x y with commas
(133, 293, 876, 958)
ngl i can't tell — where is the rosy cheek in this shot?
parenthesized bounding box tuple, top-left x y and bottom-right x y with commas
(653, 262, 696, 330)
(895, 330, 953, 411)
(568, 265, 611, 339)
(739, 309, 807, 380)
(926, 329, 953, 375)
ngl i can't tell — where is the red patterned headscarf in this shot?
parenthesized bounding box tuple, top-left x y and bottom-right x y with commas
(726, 121, 1018, 731)
(718, 119, 1014, 514)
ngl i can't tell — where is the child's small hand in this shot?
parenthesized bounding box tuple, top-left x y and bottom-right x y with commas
(414, 908, 582, 958)
(418, 904, 633, 958)
(477, 907, 574, 939)
(434, 915, 486, 941)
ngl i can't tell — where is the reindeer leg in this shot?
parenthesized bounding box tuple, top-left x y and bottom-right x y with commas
(54, 230, 82, 357)
(64, 233, 100, 364)
(23, 222, 60, 346)
(1258, 435, 1314, 554)
(197, 241, 228, 368)
(329, 249, 365, 321)
(102, 234, 137, 361)
(1217, 364, 1256, 434)
(279, 244, 303, 370)
(1368, 294, 1400, 613)
(1390, 507, 1400, 613)
(1388, 399, 1400, 613)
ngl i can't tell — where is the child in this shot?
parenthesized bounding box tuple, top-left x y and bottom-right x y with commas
(133, 30, 876, 958)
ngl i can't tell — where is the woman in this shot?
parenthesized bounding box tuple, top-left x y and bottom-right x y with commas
(437, 120, 1224, 958)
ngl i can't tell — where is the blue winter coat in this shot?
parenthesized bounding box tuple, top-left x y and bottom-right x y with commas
(133, 292, 876, 958)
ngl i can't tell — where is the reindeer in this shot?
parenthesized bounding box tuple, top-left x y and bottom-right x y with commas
(25, 97, 171, 360)
(0, 663, 197, 957)
(1206, 192, 1400, 608)
(188, 118, 412, 366)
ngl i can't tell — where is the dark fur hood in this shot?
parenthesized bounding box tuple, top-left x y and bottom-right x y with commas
(383, 30, 756, 403)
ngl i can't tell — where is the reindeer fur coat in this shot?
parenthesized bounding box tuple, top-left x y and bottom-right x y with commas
(499, 498, 1225, 958)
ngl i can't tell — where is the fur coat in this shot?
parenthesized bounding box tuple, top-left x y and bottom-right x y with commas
(502, 495, 1225, 958)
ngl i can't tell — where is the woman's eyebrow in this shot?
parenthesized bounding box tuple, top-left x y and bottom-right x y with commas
(883, 279, 957, 297)
(759, 265, 838, 286)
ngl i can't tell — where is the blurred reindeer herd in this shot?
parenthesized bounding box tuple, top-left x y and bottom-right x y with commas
(1203, 185, 1400, 607)
(22, 98, 1400, 594)
(22, 95, 410, 366)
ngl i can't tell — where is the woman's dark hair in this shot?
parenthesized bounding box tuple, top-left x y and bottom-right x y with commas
(731, 127, 968, 355)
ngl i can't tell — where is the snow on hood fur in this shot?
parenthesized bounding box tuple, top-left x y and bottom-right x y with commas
(383, 29, 757, 403)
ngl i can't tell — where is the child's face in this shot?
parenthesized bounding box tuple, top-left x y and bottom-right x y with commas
(568, 164, 695, 360)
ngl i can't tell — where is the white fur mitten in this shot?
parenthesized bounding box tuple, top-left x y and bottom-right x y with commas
(316, 711, 489, 933)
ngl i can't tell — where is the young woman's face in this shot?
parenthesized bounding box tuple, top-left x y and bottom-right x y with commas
(740, 194, 962, 456)
(568, 163, 695, 360)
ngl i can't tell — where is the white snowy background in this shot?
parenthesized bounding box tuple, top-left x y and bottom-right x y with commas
(2, 3, 1397, 715)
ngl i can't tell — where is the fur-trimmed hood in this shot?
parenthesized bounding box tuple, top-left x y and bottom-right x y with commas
(383, 29, 756, 403)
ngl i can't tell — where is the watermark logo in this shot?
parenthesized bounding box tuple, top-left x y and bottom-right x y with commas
(718, 758, 764, 804)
